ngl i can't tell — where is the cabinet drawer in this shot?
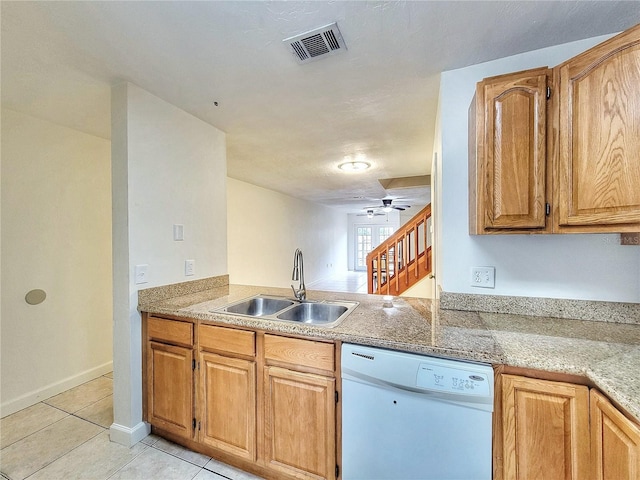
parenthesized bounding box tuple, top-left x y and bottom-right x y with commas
(147, 317, 193, 347)
(199, 324, 255, 357)
(264, 335, 334, 373)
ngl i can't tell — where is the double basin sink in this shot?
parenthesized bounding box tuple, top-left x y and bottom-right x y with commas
(212, 295, 359, 328)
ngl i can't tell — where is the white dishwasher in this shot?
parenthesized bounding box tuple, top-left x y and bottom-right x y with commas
(341, 344, 494, 480)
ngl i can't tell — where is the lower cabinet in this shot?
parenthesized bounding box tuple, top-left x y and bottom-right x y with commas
(590, 389, 640, 480)
(147, 341, 194, 439)
(198, 323, 257, 462)
(144, 316, 640, 480)
(264, 366, 336, 479)
(200, 351, 256, 460)
(143, 314, 338, 480)
(500, 374, 640, 480)
(145, 316, 195, 441)
(501, 374, 590, 479)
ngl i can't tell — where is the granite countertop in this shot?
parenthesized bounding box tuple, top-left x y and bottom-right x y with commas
(139, 282, 640, 424)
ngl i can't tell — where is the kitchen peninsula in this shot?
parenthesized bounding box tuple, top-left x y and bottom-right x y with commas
(139, 276, 640, 480)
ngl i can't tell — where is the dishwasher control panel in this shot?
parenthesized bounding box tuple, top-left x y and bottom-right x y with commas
(416, 363, 491, 396)
(341, 343, 494, 404)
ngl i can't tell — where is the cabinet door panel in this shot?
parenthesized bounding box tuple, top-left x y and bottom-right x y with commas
(485, 74, 548, 228)
(200, 352, 256, 460)
(502, 375, 589, 480)
(470, 67, 550, 234)
(591, 389, 640, 480)
(264, 366, 335, 480)
(148, 341, 193, 439)
(558, 26, 640, 229)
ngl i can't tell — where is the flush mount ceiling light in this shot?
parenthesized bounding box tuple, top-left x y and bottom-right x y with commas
(338, 161, 370, 172)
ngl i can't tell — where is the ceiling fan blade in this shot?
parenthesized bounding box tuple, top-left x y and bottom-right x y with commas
(363, 199, 412, 212)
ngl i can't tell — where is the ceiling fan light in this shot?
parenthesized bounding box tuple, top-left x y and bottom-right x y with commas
(383, 206, 392, 212)
(338, 161, 370, 172)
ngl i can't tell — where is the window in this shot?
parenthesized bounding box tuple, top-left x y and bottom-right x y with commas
(355, 226, 373, 270)
(355, 225, 396, 271)
(378, 226, 394, 243)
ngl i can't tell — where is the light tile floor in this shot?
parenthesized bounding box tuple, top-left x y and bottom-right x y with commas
(0, 374, 263, 480)
(309, 270, 368, 294)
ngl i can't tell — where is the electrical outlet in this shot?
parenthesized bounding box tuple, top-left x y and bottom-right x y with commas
(185, 259, 195, 276)
(135, 264, 148, 284)
(471, 266, 495, 288)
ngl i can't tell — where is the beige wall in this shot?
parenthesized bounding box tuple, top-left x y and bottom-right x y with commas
(400, 277, 433, 298)
(1, 109, 113, 416)
(227, 178, 347, 288)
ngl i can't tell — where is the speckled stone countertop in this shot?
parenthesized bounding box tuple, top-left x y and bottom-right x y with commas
(139, 282, 640, 423)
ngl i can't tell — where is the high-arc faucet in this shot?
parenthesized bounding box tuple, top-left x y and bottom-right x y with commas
(291, 248, 306, 301)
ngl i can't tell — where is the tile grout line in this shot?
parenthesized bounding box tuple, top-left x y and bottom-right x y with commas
(20, 426, 106, 480)
(0, 409, 72, 450)
(69, 411, 111, 429)
(43, 391, 113, 415)
(103, 441, 151, 480)
(41, 376, 114, 415)
(148, 441, 212, 469)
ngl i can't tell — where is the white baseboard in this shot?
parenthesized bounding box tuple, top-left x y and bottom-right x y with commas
(1, 361, 113, 418)
(110, 421, 150, 447)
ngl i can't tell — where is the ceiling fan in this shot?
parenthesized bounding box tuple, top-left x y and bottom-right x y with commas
(364, 198, 411, 212)
(357, 209, 386, 218)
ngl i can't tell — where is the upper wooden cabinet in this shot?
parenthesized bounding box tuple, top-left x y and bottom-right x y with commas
(470, 67, 551, 234)
(556, 25, 640, 232)
(470, 23, 640, 234)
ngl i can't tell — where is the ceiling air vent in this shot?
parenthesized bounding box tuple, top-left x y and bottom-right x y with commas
(284, 22, 347, 64)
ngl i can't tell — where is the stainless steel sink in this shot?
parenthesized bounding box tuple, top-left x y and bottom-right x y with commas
(223, 297, 294, 316)
(213, 295, 358, 328)
(276, 302, 348, 324)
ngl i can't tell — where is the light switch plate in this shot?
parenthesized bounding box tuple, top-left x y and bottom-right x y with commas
(173, 224, 184, 241)
(471, 266, 495, 288)
(135, 264, 148, 284)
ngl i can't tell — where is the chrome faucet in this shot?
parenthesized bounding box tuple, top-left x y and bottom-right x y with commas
(291, 248, 306, 301)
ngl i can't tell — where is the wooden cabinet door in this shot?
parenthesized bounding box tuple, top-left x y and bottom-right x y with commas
(590, 389, 640, 480)
(557, 24, 640, 231)
(502, 374, 589, 480)
(147, 341, 194, 439)
(263, 366, 336, 480)
(470, 67, 550, 233)
(200, 352, 256, 461)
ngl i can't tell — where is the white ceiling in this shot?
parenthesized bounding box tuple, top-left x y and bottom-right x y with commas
(3, 1, 640, 213)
